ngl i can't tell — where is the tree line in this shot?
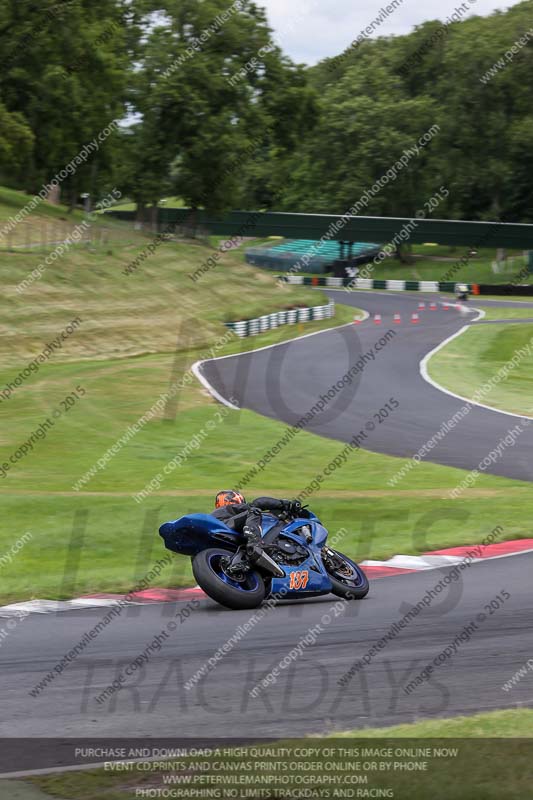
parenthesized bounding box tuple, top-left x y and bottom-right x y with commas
(0, 0, 531, 222)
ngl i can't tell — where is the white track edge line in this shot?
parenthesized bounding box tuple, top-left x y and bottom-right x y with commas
(419, 309, 533, 421)
(192, 317, 360, 407)
(191, 360, 241, 410)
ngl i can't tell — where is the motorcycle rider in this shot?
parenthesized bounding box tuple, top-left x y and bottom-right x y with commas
(456, 283, 470, 301)
(211, 490, 302, 555)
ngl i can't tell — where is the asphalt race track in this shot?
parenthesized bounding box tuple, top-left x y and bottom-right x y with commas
(199, 290, 533, 481)
(2, 291, 533, 750)
(1, 553, 532, 742)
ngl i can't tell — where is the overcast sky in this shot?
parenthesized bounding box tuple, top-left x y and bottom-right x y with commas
(259, 0, 521, 64)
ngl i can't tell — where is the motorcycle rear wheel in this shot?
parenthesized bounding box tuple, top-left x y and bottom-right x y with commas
(192, 548, 266, 610)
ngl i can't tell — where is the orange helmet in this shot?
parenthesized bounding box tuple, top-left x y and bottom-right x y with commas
(215, 490, 246, 508)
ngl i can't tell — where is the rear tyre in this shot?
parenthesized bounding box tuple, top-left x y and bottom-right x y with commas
(322, 548, 369, 599)
(192, 548, 266, 610)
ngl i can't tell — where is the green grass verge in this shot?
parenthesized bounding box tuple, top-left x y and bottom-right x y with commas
(2, 488, 531, 603)
(428, 323, 533, 416)
(337, 708, 533, 737)
(475, 295, 533, 302)
(0, 185, 88, 225)
(477, 306, 533, 320)
(1, 392, 531, 603)
(23, 710, 533, 800)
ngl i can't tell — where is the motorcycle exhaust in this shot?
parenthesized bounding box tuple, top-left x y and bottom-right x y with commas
(250, 547, 285, 577)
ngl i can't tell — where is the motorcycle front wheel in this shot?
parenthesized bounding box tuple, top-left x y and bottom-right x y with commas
(192, 548, 266, 610)
(322, 547, 369, 599)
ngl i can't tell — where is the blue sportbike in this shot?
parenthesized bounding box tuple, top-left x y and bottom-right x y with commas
(159, 508, 369, 610)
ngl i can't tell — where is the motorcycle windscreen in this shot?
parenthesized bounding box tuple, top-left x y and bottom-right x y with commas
(159, 513, 239, 556)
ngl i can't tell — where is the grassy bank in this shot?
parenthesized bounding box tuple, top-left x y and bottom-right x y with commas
(428, 323, 533, 416)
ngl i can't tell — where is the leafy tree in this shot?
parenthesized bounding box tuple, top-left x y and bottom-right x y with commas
(129, 0, 316, 214)
(1, 0, 532, 227)
(0, 0, 137, 206)
(286, 0, 533, 224)
(0, 101, 34, 185)
(281, 52, 439, 217)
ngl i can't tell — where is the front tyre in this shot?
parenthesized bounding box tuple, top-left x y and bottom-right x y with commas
(322, 547, 369, 599)
(192, 548, 266, 610)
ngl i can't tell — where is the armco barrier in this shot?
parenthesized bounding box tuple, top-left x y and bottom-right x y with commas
(225, 302, 335, 337)
(477, 283, 533, 296)
(280, 276, 533, 295)
(280, 276, 473, 293)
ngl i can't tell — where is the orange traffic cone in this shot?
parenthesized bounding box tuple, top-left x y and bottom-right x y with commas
(411, 312, 420, 324)
(394, 313, 401, 324)
(374, 314, 382, 325)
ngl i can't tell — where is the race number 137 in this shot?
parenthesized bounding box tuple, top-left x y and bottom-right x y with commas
(289, 570, 309, 589)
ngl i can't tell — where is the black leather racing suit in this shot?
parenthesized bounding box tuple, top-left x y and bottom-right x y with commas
(211, 497, 292, 548)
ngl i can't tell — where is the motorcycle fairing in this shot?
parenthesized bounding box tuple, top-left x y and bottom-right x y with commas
(159, 514, 240, 556)
(159, 511, 334, 597)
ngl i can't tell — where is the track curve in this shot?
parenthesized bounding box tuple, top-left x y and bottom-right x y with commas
(198, 290, 533, 482)
(2, 553, 532, 742)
